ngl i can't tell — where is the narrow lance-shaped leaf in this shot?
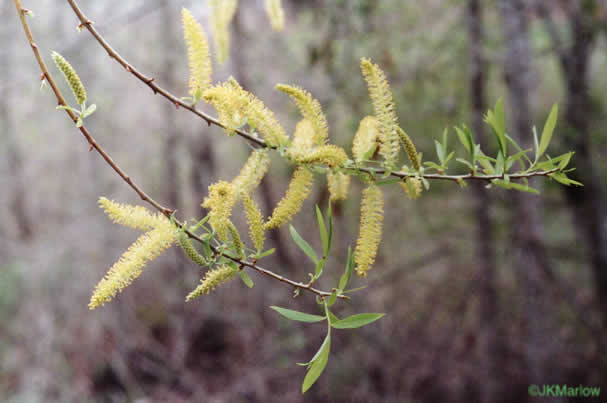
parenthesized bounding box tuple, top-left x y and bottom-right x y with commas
(331, 313, 385, 329)
(289, 224, 319, 264)
(302, 332, 331, 393)
(270, 306, 326, 323)
(538, 103, 558, 159)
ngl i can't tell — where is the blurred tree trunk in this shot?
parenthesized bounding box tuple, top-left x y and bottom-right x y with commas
(466, 1, 498, 402)
(536, 0, 607, 327)
(498, 0, 563, 399)
(1, 1, 32, 241)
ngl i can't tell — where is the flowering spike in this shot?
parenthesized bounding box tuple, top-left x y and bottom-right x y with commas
(400, 177, 422, 200)
(354, 184, 384, 277)
(210, 0, 238, 64)
(176, 228, 208, 267)
(264, 166, 314, 230)
(242, 194, 265, 251)
(276, 84, 328, 145)
(265, 0, 285, 31)
(227, 220, 245, 258)
(203, 79, 288, 147)
(182, 8, 212, 99)
(201, 181, 237, 241)
(327, 171, 350, 202)
(99, 197, 167, 231)
(52, 51, 86, 105)
(360, 58, 399, 169)
(352, 116, 380, 163)
(89, 221, 176, 309)
(293, 145, 348, 168)
(232, 149, 271, 196)
(397, 127, 420, 171)
(186, 265, 237, 301)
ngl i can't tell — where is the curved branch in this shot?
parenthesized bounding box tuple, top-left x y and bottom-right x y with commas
(14, 0, 345, 301)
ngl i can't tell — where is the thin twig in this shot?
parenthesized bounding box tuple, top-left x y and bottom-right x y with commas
(14, 0, 345, 300)
(65, 0, 559, 186)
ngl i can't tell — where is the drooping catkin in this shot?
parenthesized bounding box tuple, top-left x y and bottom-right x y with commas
(264, 166, 314, 230)
(360, 58, 399, 170)
(354, 184, 384, 277)
(186, 265, 237, 301)
(52, 51, 86, 105)
(276, 84, 328, 145)
(352, 116, 380, 163)
(210, 0, 238, 64)
(242, 194, 265, 251)
(203, 79, 288, 147)
(400, 177, 423, 200)
(397, 127, 420, 171)
(98, 197, 168, 231)
(89, 221, 176, 309)
(293, 145, 348, 168)
(201, 181, 237, 241)
(327, 171, 350, 202)
(182, 8, 212, 99)
(265, 0, 285, 31)
(176, 228, 208, 267)
(232, 149, 271, 195)
(227, 220, 245, 258)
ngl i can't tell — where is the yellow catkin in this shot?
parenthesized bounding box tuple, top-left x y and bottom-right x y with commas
(210, 0, 238, 64)
(400, 177, 423, 200)
(201, 181, 237, 241)
(265, 0, 285, 31)
(397, 127, 420, 171)
(227, 220, 245, 258)
(89, 221, 176, 309)
(182, 8, 212, 99)
(186, 265, 237, 301)
(276, 84, 328, 145)
(176, 228, 208, 267)
(354, 185, 384, 277)
(352, 116, 380, 163)
(360, 58, 400, 170)
(203, 80, 288, 147)
(327, 171, 350, 202)
(264, 166, 314, 230)
(242, 194, 265, 251)
(52, 51, 86, 105)
(293, 145, 348, 168)
(99, 197, 167, 231)
(232, 149, 271, 195)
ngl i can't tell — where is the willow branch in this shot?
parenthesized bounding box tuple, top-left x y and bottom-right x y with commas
(65, 0, 267, 148)
(14, 0, 345, 300)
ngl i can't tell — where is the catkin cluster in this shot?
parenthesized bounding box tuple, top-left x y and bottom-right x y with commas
(90, 199, 176, 309)
(210, 0, 238, 64)
(52, 51, 87, 105)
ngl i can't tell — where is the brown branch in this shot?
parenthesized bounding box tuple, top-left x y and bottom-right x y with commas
(64, 0, 561, 187)
(13, 0, 345, 301)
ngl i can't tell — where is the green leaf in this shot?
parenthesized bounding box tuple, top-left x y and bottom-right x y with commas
(314, 259, 325, 279)
(327, 204, 333, 257)
(492, 179, 539, 194)
(270, 306, 326, 323)
(434, 140, 445, 164)
(454, 126, 474, 156)
(289, 225, 319, 264)
(484, 98, 507, 156)
(82, 103, 97, 118)
(316, 206, 328, 257)
(362, 144, 378, 162)
(338, 247, 354, 292)
(326, 290, 337, 308)
(376, 178, 401, 186)
(331, 313, 385, 329)
(255, 248, 276, 259)
(239, 270, 254, 288)
(538, 103, 558, 159)
(302, 333, 331, 393)
(456, 158, 474, 170)
(557, 151, 574, 170)
(549, 172, 583, 186)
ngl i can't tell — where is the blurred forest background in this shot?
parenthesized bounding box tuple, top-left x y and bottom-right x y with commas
(1, 0, 607, 402)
